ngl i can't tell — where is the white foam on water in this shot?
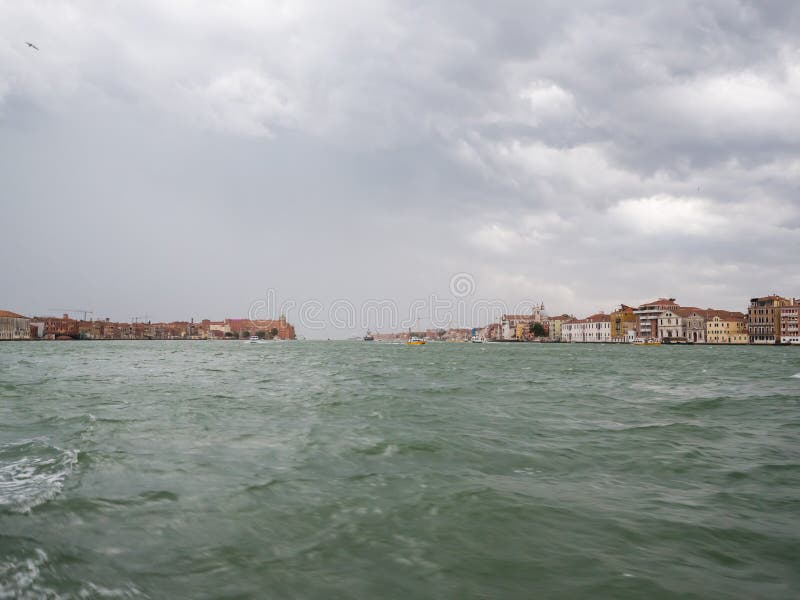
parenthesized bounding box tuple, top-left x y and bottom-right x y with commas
(0, 439, 78, 513)
(0, 549, 144, 599)
(0, 549, 65, 600)
(382, 444, 398, 457)
(76, 582, 144, 598)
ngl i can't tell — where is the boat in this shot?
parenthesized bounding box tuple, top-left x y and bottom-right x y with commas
(363, 331, 375, 341)
(248, 335, 261, 343)
(633, 338, 661, 346)
(407, 322, 425, 345)
(470, 335, 483, 343)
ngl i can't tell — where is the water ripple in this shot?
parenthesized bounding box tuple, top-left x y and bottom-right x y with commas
(0, 439, 78, 513)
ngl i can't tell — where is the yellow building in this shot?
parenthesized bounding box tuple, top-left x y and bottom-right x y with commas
(706, 313, 748, 344)
(609, 305, 637, 342)
(546, 314, 572, 342)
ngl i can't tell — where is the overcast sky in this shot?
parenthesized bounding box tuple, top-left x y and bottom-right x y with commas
(1, 1, 798, 337)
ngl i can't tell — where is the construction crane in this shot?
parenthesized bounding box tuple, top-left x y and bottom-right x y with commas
(48, 308, 94, 321)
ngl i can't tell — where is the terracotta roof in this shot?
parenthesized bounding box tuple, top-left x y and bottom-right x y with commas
(585, 313, 610, 322)
(612, 305, 635, 313)
(638, 298, 678, 308)
(706, 310, 746, 321)
(502, 314, 541, 320)
(657, 306, 745, 321)
(566, 313, 610, 323)
(0, 310, 28, 319)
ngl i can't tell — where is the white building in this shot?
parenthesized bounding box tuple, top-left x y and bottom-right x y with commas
(658, 309, 688, 340)
(0, 310, 31, 340)
(500, 303, 547, 340)
(684, 310, 707, 344)
(633, 298, 679, 340)
(562, 313, 611, 342)
(780, 304, 800, 345)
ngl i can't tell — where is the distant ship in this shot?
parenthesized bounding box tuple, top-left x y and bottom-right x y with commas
(363, 331, 375, 341)
(249, 335, 282, 343)
(633, 338, 661, 346)
(407, 323, 425, 345)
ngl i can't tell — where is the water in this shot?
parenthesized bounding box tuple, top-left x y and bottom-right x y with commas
(1, 341, 799, 599)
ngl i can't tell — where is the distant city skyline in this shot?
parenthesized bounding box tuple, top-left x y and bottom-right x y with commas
(4, 286, 796, 341)
(2, 2, 799, 338)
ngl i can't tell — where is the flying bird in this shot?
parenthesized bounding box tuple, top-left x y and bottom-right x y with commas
(25, 41, 39, 50)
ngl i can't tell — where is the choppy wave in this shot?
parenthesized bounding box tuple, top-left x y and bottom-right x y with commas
(0, 549, 144, 599)
(0, 549, 61, 600)
(0, 438, 78, 513)
(2, 341, 800, 598)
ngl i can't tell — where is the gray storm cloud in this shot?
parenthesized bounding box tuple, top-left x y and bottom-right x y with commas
(1, 1, 798, 336)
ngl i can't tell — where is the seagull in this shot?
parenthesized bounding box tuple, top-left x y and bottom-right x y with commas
(25, 41, 39, 50)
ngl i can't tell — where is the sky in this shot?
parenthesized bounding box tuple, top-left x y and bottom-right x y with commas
(1, 1, 799, 337)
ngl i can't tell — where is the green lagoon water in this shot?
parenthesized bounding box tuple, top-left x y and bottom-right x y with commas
(1, 341, 799, 599)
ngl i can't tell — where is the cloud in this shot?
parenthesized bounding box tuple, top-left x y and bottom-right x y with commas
(189, 68, 298, 137)
(608, 195, 727, 236)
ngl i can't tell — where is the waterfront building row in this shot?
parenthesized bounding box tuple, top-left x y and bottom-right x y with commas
(485, 294, 799, 345)
(2, 293, 797, 344)
(0, 312, 296, 341)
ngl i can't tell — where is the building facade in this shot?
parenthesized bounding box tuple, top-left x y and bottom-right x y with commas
(225, 315, 296, 340)
(562, 313, 611, 342)
(36, 313, 80, 339)
(500, 303, 547, 340)
(0, 310, 31, 340)
(546, 314, 572, 342)
(657, 309, 688, 341)
(748, 295, 792, 344)
(609, 305, 637, 342)
(706, 314, 748, 344)
(780, 304, 800, 345)
(633, 298, 679, 340)
(684, 310, 707, 344)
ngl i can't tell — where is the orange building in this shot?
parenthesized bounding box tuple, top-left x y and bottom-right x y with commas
(225, 315, 296, 339)
(36, 314, 80, 339)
